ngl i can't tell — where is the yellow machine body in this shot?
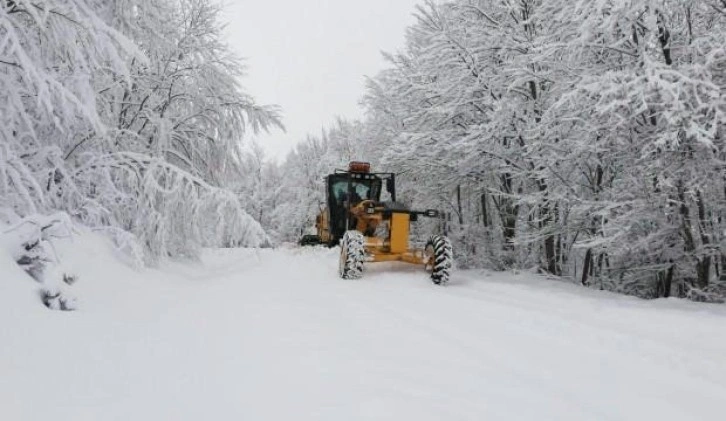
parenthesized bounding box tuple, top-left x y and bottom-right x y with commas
(314, 181, 436, 267)
(347, 200, 427, 265)
(309, 162, 450, 283)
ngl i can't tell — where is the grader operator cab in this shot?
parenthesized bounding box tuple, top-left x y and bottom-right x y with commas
(311, 161, 453, 285)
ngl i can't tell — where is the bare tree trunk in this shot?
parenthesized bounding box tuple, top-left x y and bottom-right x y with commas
(456, 184, 464, 225)
(544, 231, 558, 274)
(582, 248, 593, 286)
(657, 12, 673, 65)
(695, 189, 711, 288)
(664, 264, 674, 298)
(495, 173, 518, 250)
(677, 181, 701, 289)
(481, 192, 489, 227)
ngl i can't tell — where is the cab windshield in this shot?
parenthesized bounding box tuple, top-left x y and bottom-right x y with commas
(332, 178, 380, 204)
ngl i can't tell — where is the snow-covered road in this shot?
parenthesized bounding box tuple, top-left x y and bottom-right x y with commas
(3, 241, 726, 420)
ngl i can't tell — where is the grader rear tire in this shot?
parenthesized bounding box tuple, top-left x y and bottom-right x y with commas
(425, 235, 453, 285)
(339, 230, 365, 279)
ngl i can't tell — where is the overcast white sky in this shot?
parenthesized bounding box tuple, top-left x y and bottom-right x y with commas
(222, 0, 422, 161)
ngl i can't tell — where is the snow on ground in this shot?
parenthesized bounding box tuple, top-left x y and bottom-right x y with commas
(2, 234, 726, 421)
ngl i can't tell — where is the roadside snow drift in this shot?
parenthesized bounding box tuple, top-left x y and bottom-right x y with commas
(2, 239, 726, 421)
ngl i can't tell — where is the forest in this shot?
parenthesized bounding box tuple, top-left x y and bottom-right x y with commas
(2, 0, 726, 302)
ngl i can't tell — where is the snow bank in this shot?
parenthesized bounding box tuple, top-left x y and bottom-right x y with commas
(0, 240, 39, 314)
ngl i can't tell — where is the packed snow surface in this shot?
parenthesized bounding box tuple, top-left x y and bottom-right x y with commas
(2, 237, 726, 420)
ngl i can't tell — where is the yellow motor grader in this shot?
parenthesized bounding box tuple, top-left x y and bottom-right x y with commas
(310, 161, 453, 284)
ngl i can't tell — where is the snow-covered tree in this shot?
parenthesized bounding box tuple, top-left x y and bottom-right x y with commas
(1, 0, 281, 267)
(358, 0, 725, 299)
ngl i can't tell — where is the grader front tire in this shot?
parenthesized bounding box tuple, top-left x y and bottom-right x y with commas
(339, 231, 365, 279)
(425, 235, 453, 285)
